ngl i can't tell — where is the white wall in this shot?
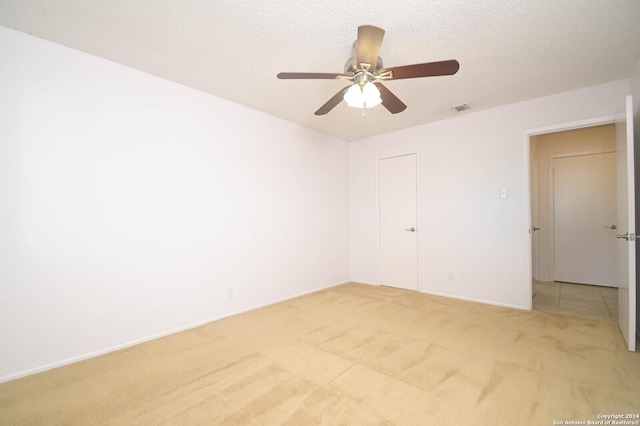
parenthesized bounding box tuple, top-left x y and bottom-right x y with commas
(0, 27, 350, 382)
(350, 79, 631, 309)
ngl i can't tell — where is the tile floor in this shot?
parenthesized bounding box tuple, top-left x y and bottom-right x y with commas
(532, 280, 618, 323)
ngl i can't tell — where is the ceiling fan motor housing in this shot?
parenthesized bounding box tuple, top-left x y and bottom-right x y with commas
(344, 56, 384, 74)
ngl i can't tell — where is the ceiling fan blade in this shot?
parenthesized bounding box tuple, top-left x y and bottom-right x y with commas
(380, 59, 460, 80)
(277, 72, 349, 80)
(356, 25, 385, 69)
(315, 85, 351, 115)
(375, 83, 407, 114)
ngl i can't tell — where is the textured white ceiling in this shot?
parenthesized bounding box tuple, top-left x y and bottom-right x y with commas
(1, 0, 639, 140)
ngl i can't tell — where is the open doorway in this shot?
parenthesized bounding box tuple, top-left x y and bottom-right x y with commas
(530, 124, 618, 322)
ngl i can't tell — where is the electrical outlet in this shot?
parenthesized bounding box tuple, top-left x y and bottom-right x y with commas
(448, 272, 456, 281)
(227, 288, 234, 299)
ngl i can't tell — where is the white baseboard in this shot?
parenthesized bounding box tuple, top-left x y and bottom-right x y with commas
(0, 279, 350, 384)
(349, 280, 379, 286)
(418, 289, 527, 310)
(350, 281, 527, 310)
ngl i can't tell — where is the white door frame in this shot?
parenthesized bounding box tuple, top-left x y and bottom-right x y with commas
(548, 149, 616, 283)
(531, 158, 539, 280)
(376, 151, 420, 291)
(523, 115, 616, 309)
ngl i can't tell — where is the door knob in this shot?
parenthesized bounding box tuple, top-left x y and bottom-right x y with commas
(532, 227, 540, 231)
(607, 225, 617, 229)
(616, 233, 629, 240)
(404, 227, 416, 232)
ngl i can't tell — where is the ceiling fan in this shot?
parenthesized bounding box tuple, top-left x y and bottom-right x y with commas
(277, 25, 460, 116)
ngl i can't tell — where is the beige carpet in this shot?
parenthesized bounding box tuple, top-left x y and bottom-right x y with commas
(1, 283, 639, 425)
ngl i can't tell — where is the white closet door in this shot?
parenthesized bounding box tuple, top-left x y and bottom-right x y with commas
(378, 154, 418, 291)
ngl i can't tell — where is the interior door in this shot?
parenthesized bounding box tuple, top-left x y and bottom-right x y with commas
(553, 152, 617, 286)
(616, 95, 636, 352)
(378, 154, 418, 291)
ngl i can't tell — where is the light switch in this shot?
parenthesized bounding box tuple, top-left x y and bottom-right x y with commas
(500, 188, 508, 198)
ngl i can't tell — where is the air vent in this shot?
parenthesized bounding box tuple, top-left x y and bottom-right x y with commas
(450, 103, 471, 112)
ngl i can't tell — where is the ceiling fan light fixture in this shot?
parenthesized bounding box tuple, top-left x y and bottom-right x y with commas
(344, 84, 364, 108)
(343, 81, 382, 109)
(362, 82, 382, 108)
